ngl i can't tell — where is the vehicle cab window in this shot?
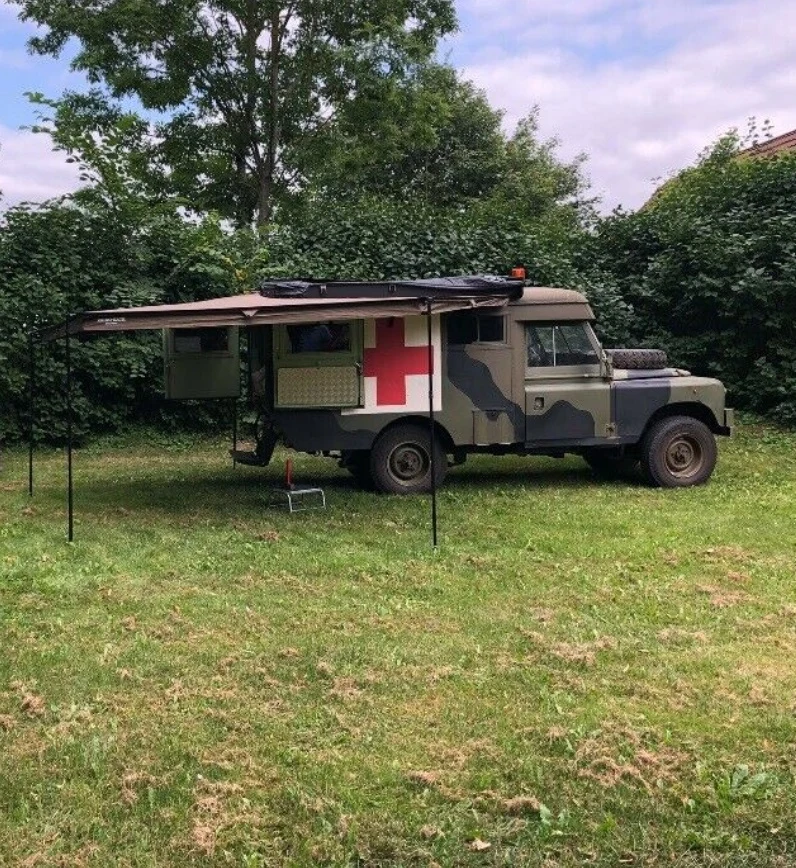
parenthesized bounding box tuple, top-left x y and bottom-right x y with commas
(526, 322, 600, 368)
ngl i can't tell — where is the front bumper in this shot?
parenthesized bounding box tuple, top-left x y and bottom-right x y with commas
(720, 408, 734, 436)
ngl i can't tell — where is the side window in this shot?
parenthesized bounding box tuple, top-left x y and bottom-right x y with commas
(447, 313, 505, 345)
(173, 327, 230, 354)
(285, 322, 352, 354)
(526, 323, 599, 368)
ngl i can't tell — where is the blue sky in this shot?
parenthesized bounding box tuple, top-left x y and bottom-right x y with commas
(0, 12, 77, 127)
(1, 0, 795, 210)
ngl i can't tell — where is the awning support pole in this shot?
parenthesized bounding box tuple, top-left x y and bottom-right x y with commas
(425, 299, 438, 550)
(66, 318, 74, 542)
(28, 331, 35, 497)
(232, 398, 238, 467)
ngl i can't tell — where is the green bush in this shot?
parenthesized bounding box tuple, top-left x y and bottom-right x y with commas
(596, 141, 796, 424)
(0, 204, 240, 444)
(260, 196, 632, 344)
(1, 196, 630, 444)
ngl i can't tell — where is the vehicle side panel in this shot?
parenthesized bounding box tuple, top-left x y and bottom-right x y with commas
(613, 376, 726, 441)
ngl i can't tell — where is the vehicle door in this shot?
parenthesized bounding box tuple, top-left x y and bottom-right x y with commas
(523, 322, 613, 444)
(445, 310, 516, 444)
(271, 321, 363, 408)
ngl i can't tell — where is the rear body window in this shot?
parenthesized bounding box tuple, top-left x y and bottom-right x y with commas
(173, 328, 229, 354)
(447, 313, 505, 345)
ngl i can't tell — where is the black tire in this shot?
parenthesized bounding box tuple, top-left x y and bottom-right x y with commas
(341, 450, 374, 490)
(641, 416, 717, 488)
(370, 424, 446, 495)
(608, 348, 668, 370)
(583, 449, 640, 480)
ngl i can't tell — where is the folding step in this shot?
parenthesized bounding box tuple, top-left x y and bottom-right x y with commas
(230, 450, 271, 467)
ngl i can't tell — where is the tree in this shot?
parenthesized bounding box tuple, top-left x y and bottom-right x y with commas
(296, 63, 507, 206)
(14, 0, 457, 226)
(26, 90, 167, 219)
(294, 70, 592, 229)
(483, 109, 594, 228)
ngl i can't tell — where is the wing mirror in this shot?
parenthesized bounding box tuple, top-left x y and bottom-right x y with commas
(600, 350, 614, 379)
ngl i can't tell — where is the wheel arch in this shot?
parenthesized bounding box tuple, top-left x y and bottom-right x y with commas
(641, 402, 723, 438)
(375, 415, 455, 453)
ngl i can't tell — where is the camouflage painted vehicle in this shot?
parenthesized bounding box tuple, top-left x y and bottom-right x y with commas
(234, 283, 732, 493)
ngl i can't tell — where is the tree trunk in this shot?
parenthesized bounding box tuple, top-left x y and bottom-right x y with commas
(256, 4, 283, 227)
(257, 168, 273, 226)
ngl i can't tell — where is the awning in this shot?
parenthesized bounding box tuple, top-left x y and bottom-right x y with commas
(41, 291, 512, 341)
(31, 274, 524, 546)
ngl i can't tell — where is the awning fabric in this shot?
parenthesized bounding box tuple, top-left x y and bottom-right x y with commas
(42, 287, 514, 342)
(258, 275, 525, 298)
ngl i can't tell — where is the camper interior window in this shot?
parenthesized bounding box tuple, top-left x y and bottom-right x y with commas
(173, 328, 229, 354)
(287, 322, 352, 353)
(447, 313, 504, 345)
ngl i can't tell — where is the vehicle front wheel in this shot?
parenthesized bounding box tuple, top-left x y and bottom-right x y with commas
(641, 416, 717, 487)
(370, 424, 446, 494)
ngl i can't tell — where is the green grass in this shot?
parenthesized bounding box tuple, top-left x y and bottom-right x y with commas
(1, 420, 796, 866)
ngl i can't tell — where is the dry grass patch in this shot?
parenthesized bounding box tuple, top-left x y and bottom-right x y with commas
(523, 630, 620, 666)
(574, 724, 689, 795)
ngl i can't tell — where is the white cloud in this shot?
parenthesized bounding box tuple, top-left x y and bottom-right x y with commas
(0, 126, 83, 207)
(454, 0, 796, 211)
(2, 0, 795, 211)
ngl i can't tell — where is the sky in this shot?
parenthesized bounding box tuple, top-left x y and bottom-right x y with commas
(1, 0, 795, 212)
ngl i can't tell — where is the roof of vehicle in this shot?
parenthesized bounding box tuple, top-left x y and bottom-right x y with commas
(38, 280, 595, 340)
(517, 287, 589, 304)
(510, 287, 594, 320)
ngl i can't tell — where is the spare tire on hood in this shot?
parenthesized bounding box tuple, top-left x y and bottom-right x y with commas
(607, 348, 668, 370)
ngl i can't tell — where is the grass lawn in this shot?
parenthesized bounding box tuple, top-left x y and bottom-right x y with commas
(1, 420, 795, 867)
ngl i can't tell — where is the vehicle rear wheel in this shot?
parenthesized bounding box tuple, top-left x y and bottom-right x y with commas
(370, 424, 446, 494)
(641, 416, 717, 487)
(583, 449, 640, 480)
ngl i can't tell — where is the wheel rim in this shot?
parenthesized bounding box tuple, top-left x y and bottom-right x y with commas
(388, 442, 429, 484)
(664, 434, 704, 479)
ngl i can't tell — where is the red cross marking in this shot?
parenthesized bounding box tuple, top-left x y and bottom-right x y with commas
(363, 319, 433, 406)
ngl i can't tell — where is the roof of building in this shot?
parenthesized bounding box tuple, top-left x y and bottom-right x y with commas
(739, 128, 796, 157)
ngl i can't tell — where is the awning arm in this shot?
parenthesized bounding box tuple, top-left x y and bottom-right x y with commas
(425, 298, 438, 550)
(37, 295, 510, 341)
(28, 331, 35, 496)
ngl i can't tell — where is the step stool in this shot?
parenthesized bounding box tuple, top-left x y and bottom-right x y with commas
(267, 458, 326, 513)
(269, 484, 327, 513)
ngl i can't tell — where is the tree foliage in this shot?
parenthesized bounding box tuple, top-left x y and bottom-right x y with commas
(15, 0, 457, 225)
(296, 64, 507, 206)
(0, 203, 248, 444)
(596, 132, 796, 423)
(293, 70, 591, 228)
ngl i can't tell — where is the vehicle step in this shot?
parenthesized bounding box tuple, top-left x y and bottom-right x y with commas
(230, 450, 270, 467)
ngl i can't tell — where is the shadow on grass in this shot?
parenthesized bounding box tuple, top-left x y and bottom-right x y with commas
(23, 456, 648, 526)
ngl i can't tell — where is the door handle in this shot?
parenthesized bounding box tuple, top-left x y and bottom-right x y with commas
(533, 396, 545, 410)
